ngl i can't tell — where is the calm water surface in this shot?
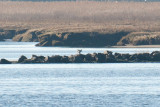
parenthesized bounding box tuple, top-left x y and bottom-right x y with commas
(0, 42, 160, 107)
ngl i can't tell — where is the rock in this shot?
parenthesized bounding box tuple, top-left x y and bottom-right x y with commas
(91, 53, 97, 57)
(31, 55, 38, 61)
(114, 53, 122, 59)
(0, 59, 11, 64)
(129, 53, 148, 62)
(2, 50, 160, 64)
(18, 55, 27, 63)
(38, 56, 45, 59)
(84, 54, 94, 63)
(68, 55, 74, 63)
(136, 53, 150, 61)
(95, 53, 106, 63)
(121, 54, 130, 59)
(61, 56, 70, 63)
(114, 53, 128, 62)
(151, 51, 160, 61)
(52, 55, 62, 63)
(69, 54, 85, 63)
(106, 55, 116, 62)
(31, 55, 45, 63)
(91, 53, 97, 62)
(44, 56, 50, 63)
(104, 50, 113, 56)
(120, 54, 131, 62)
(22, 59, 34, 63)
(129, 54, 138, 61)
(61, 56, 69, 63)
(151, 51, 160, 56)
(104, 51, 116, 62)
(45, 55, 62, 63)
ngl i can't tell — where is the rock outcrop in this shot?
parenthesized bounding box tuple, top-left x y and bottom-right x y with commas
(18, 55, 27, 63)
(0, 59, 11, 64)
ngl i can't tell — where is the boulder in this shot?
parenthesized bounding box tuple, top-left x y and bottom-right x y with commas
(28, 55, 45, 63)
(31, 55, 38, 61)
(52, 55, 62, 63)
(121, 54, 130, 59)
(136, 53, 150, 61)
(45, 55, 62, 63)
(44, 56, 51, 63)
(91, 53, 97, 62)
(84, 54, 94, 63)
(0, 59, 11, 64)
(129, 54, 138, 61)
(104, 50, 113, 56)
(61, 56, 70, 63)
(104, 51, 116, 62)
(120, 54, 131, 62)
(106, 55, 116, 62)
(18, 55, 27, 63)
(114, 53, 122, 59)
(22, 59, 34, 63)
(95, 53, 106, 63)
(151, 51, 160, 61)
(69, 54, 85, 63)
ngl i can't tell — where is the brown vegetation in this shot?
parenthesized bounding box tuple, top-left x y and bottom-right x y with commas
(117, 32, 160, 45)
(12, 29, 45, 42)
(1, 1, 160, 31)
(1, 1, 160, 46)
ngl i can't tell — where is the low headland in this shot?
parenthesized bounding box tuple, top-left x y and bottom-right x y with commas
(1, 28, 160, 48)
(1, 50, 160, 64)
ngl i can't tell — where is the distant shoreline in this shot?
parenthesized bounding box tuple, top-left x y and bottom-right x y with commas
(112, 45, 160, 48)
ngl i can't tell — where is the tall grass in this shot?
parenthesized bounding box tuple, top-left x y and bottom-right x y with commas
(0, 1, 160, 31)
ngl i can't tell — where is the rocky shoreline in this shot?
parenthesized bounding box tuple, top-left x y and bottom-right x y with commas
(1, 50, 160, 64)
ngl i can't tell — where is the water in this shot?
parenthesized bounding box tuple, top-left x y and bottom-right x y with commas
(1, 42, 160, 107)
(0, 42, 160, 60)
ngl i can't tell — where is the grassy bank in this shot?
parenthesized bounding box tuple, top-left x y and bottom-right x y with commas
(1, 1, 160, 47)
